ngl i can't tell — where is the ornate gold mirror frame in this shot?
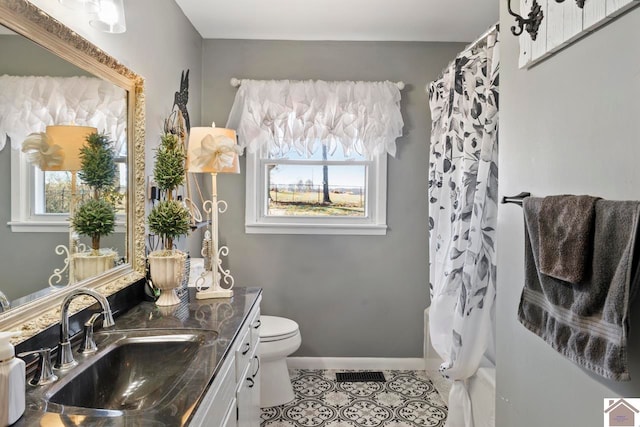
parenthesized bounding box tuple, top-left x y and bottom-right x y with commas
(0, 0, 145, 341)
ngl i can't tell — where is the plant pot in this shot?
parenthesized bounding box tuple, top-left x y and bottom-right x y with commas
(148, 250, 186, 306)
(73, 249, 117, 282)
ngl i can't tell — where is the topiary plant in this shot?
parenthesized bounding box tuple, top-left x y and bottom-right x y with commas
(148, 199, 191, 251)
(154, 133, 186, 193)
(148, 131, 190, 251)
(72, 132, 118, 253)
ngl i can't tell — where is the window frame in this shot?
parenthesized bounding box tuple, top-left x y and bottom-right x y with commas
(245, 145, 388, 235)
(9, 149, 126, 233)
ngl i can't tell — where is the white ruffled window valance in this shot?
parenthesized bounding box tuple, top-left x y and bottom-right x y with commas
(0, 75, 127, 155)
(226, 79, 404, 157)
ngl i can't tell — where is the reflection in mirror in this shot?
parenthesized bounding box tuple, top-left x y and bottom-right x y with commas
(0, 23, 127, 311)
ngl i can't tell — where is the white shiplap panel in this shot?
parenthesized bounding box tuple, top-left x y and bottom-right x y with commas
(607, 0, 635, 15)
(563, 0, 583, 40)
(518, 0, 532, 68)
(518, 0, 639, 67)
(531, 0, 548, 61)
(546, 0, 564, 50)
(583, 0, 607, 30)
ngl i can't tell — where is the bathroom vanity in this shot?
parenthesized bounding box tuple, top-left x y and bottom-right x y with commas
(15, 287, 262, 426)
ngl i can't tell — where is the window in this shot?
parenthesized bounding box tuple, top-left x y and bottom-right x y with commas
(228, 79, 404, 235)
(245, 143, 387, 235)
(9, 149, 127, 233)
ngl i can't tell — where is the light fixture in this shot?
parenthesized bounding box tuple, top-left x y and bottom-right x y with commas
(508, 0, 586, 40)
(58, 0, 99, 14)
(90, 0, 126, 34)
(21, 125, 97, 286)
(186, 123, 240, 299)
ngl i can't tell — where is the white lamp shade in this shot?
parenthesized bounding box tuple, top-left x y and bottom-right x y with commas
(45, 125, 97, 171)
(89, 0, 126, 34)
(187, 127, 240, 174)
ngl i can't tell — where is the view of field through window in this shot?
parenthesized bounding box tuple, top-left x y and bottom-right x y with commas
(266, 147, 368, 217)
(41, 163, 127, 215)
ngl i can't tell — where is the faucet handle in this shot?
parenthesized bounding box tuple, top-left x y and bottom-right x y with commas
(18, 348, 58, 386)
(79, 312, 102, 355)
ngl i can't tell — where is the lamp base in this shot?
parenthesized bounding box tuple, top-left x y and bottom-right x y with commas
(196, 288, 233, 299)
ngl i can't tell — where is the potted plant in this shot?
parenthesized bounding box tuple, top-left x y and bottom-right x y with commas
(147, 132, 191, 306)
(72, 132, 118, 281)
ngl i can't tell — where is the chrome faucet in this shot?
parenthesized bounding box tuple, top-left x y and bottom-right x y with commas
(55, 288, 115, 370)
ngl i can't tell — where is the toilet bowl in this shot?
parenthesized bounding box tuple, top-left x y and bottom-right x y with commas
(259, 315, 302, 408)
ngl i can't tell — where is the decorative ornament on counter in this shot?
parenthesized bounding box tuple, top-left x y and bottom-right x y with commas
(186, 124, 240, 299)
(147, 112, 191, 306)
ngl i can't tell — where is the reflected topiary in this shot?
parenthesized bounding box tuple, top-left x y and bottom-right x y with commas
(72, 132, 118, 253)
(72, 198, 116, 252)
(78, 132, 117, 195)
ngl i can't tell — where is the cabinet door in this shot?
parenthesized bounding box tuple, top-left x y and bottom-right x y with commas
(248, 354, 261, 425)
(236, 374, 254, 427)
(222, 398, 237, 427)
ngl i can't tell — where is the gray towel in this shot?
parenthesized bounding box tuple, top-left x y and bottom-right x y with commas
(538, 195, 600, 283)
(519, 198, 640, 381)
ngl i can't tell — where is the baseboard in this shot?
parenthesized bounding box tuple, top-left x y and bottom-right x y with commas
(286, 357, 425, 370)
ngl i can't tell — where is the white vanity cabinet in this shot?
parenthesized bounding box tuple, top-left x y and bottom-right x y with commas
(190, 297, 262, 427)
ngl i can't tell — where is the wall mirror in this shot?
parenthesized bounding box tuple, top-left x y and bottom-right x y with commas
(0, 0, 145, 338)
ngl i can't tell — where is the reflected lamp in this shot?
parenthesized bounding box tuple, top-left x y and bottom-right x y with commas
(22, 124, 96, 285)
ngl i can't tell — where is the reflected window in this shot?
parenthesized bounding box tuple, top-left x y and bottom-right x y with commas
(9, 150, 127, 233)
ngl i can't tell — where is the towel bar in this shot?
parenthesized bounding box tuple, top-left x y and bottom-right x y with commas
(501, 192, 531, 206)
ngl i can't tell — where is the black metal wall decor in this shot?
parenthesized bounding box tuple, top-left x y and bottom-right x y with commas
(173, 69, 190, 132)
(509, 0, 587, 40)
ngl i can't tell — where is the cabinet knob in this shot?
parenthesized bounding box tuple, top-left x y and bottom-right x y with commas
(253, 319, 261, 329)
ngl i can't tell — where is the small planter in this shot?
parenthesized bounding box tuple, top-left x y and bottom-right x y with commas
(148, 250, 186, 306)
(73, 249, 117, 282)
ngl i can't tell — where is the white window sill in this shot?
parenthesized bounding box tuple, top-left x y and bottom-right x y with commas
(245, 222, 387, 235)
(8, 220, 126, 233)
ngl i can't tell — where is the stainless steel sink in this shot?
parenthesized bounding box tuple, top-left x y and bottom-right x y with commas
(30, 329, 219, 417)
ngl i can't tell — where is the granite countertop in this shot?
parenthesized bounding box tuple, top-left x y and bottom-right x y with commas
(15, 286, 262, 427)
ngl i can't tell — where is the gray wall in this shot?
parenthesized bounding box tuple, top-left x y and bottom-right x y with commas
(202, 40, 464, 357)
(0, 1, 203, 302)
(497, 5, 640, 426)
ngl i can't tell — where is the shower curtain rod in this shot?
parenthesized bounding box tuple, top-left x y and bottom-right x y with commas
(426, 23, 500, 93)
(230, 77, 406, 90)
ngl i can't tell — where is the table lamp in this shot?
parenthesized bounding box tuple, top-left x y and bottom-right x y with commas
(186, 123, 240, 299)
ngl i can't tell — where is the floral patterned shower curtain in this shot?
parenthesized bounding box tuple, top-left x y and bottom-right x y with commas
(427, 27, 499, 427)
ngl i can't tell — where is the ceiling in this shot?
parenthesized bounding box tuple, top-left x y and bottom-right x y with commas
(174, 0, 499, 42)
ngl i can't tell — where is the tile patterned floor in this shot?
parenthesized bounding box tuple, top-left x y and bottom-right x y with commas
(261, 369, 448, 427)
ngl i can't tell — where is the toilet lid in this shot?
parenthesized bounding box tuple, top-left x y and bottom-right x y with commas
(260, 315, 299, 342)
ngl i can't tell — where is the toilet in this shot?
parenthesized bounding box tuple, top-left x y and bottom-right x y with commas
(259, 315, 301, 408)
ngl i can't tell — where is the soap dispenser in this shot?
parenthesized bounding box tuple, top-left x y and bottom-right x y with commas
(0, 332, 24, 426)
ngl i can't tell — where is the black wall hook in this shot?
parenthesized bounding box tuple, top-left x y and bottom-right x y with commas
(508, 0, 544, 40)
(509, 0, 587, 41)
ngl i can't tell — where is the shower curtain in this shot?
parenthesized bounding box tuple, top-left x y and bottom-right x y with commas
(427, 27, 499, 427)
